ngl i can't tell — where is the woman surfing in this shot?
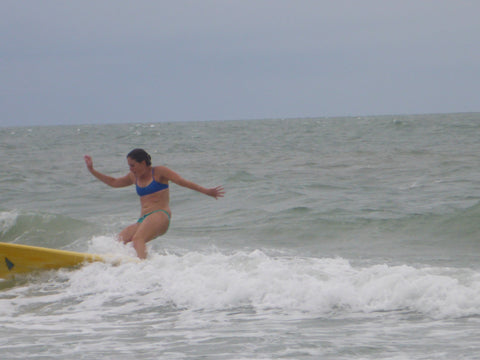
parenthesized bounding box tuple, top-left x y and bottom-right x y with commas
(84, 149, 224, 259)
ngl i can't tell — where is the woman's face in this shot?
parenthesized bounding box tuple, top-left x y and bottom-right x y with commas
(127, 157, 147, 176)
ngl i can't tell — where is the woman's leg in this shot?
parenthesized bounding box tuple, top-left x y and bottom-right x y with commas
(131, 211, 170, 259)
(118, 223, 139, 244)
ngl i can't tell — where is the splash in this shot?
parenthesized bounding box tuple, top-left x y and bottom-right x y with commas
(6, 235, 473, 321)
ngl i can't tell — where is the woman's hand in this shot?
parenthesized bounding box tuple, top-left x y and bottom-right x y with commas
(206, 186, 225, 199)
(84, 155, 94, 171)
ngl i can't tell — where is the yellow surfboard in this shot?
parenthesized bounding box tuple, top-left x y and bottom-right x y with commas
(0, 242, 107, 279)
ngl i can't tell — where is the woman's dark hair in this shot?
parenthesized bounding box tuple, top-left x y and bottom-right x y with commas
(127, 148, 152, 166)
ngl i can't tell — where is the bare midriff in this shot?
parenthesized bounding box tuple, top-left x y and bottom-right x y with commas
(139, 189, 171, 217)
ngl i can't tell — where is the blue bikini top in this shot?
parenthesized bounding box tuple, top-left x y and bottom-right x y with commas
(136, 169, 169, 196)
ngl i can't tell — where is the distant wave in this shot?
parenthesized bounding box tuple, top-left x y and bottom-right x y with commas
(0, 210, 98, 250)
(371, 202, 480, 241)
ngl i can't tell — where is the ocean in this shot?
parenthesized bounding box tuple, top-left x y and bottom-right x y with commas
(1, 113, 480, 359)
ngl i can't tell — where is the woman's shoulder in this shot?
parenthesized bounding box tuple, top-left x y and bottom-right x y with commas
(152, 165, 170, 173)
(152, 166, 172, 181)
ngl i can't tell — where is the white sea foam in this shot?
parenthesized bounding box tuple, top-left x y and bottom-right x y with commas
(14, 236, 470, 321)
(0, 210, 18, 235)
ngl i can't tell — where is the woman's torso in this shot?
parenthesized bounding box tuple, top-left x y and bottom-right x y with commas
(134, 167, 171, 216)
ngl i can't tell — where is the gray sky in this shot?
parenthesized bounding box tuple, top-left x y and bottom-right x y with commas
(1, 1, 479, 127)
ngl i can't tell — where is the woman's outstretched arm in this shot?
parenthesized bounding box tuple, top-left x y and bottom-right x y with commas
(84, 155, 133, 188)
(156, 166, 225, 199)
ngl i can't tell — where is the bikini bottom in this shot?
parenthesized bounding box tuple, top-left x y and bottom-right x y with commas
(137, 209, 171, 224)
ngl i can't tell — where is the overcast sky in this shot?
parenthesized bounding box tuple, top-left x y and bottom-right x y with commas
(1, 1, 479, 127)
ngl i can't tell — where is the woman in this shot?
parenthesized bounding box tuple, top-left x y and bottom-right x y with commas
(84, 149, 224, 259)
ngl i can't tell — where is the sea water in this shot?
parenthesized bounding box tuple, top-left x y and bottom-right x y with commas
(1, 113, 480, 359)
